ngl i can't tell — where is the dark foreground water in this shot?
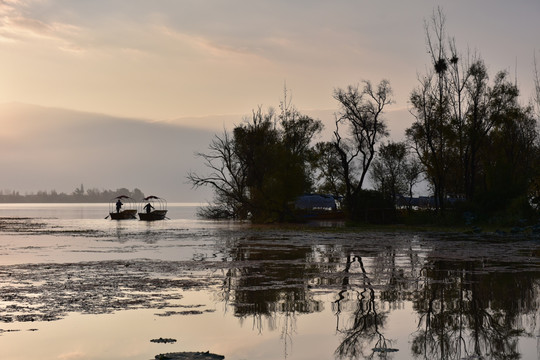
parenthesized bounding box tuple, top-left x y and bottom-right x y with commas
(0, 204, 538, 360)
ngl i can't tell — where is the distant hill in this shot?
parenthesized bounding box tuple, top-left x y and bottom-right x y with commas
(0, 103, 215, 202)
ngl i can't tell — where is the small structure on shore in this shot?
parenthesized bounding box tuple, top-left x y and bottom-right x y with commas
(294, 194, 343, 220)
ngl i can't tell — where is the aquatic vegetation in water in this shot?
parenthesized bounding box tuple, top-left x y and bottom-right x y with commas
(0, 260, 219, 326)
(155, 309, 215, 316)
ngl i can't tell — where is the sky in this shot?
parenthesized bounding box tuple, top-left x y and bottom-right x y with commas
(0, 0, 539, 200)
(0, 103, 216, 202)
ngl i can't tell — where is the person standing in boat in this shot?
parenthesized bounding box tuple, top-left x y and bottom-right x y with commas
(116, 199, 123, 213)
(143, 202, 154, 214)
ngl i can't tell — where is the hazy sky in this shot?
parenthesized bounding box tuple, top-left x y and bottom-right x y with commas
(1, 1, 539, 122)
(1, 1, 539, 200)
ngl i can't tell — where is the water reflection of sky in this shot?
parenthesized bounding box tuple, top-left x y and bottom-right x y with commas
(0, 204, 538, 360)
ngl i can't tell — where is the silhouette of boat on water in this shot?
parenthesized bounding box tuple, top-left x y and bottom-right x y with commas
(138, 195, 168, 221)
(108, 195, 137, 220)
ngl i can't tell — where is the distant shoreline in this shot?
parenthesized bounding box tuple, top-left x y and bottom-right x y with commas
(0, 200, 111, 203)
(0, 201, 204, 206)
(0, 187, 145, 204)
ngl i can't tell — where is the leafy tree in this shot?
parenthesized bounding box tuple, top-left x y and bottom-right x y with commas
(370, 141, 407, 204)
(312, 141, 346, 198)
(188, 97, 322, 222)
(232, 108, 281, 220)
(530, 52, 540, 212)
(407, 8, 539, 219)
(477, 85, 538, 215)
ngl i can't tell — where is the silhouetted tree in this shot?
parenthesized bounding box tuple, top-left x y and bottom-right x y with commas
(407, 8, 539, 219)
(477, 80, 538, 216)
(530, 52, 540, 211)
(534, 51, 540, 118)
(403, 157, 423, 209)
(188, 129, 250, 219)
(312, 141, 346, 198)
(0, 187, 147, 203)
(370, 141, 408, 204)
(333, 79, 393, 219)
(189, 94, 322, 222)
(407, 9, 453, 214)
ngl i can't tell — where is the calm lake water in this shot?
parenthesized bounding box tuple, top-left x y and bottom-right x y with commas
(0, 203, 538, 360)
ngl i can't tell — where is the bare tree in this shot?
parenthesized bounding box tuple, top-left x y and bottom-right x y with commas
(403, 157, 423, 210)
(407, 8, 453, 214)
(187, 130, 250, 219)
(333, 79, 393, 217)
(534, 51, 540, 118)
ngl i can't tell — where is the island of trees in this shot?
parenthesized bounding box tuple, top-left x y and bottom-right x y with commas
(189, 9, 540, 226)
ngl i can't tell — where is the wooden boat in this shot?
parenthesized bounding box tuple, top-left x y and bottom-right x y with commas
(108, 195, 137, 220)
(138, 195, 168, 221)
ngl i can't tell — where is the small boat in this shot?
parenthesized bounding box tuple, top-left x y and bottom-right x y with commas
(108, 195, 137, 220)
(138, 195, 168, 221)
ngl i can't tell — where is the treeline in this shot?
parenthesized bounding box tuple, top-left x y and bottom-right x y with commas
(189, 9, 540, 224)
(0, 185, 145, 203)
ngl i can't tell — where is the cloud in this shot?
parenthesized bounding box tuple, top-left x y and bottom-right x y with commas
(0, 0, 84, 51)
(154, 24, 271, 64)
(11, 15, 50, 34)
(1, 1, 539, 121)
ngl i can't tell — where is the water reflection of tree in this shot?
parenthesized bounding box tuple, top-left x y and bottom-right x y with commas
(215, 233, 539, 360)
(330, 239, 539, 360)
(411, 259, 539, 360)
(333, 254, 394, 360)
(332, 240, 427, 360)
(218, 237, 323, 357)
